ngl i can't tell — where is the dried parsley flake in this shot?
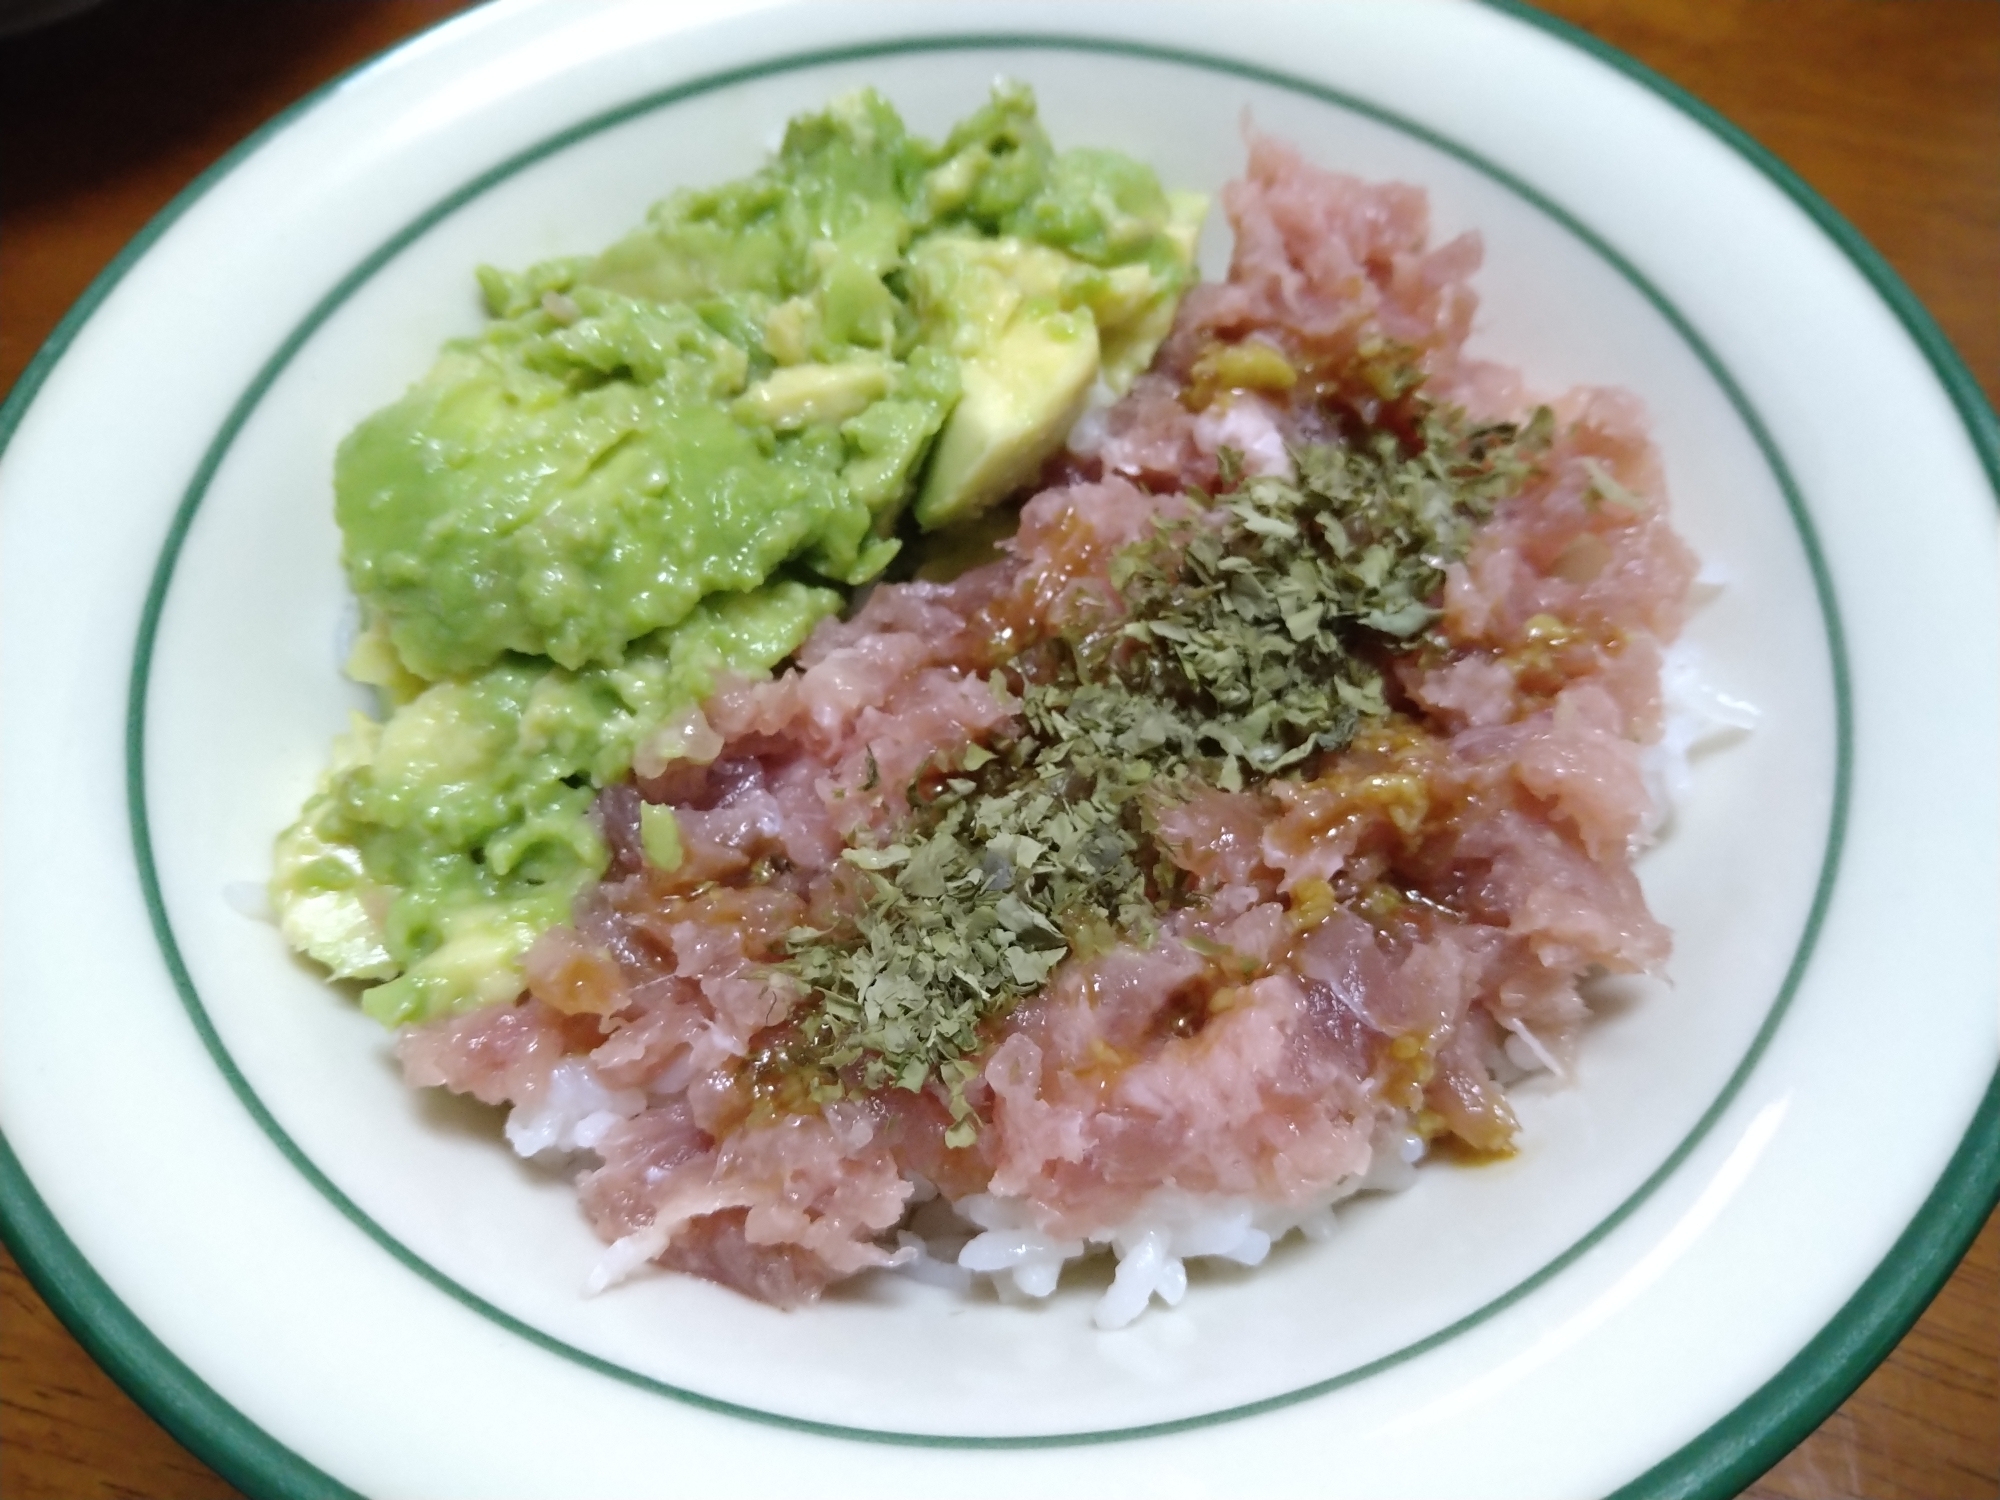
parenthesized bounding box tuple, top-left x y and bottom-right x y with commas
(785, 398, 1552, 1123)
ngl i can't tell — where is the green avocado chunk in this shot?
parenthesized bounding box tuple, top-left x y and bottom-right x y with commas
(907, 237, 1100, 529)
(272, 582, 839, 1025)
(904, 198, 1207, 530)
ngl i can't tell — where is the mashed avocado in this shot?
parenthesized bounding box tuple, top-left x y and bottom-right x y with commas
(275, 85, 1203, 1023)
(275, 583, 838, 1024)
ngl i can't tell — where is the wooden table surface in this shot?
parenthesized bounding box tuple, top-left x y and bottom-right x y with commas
(1, 3, 1994, 1496)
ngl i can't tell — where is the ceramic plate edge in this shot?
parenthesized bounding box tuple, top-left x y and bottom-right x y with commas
(0, 4, 1994, 1497)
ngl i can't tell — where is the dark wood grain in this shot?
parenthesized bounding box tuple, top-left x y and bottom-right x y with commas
(2, 4, 1994, 1497)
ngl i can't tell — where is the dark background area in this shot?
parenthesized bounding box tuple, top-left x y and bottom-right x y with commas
(1, 3, 1994, 1498)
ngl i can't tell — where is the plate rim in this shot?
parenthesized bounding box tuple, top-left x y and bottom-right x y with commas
(1491, 6, 2000, 1495)
(0, 3, 1993, 1497)
(127, 22, 1861, 1453)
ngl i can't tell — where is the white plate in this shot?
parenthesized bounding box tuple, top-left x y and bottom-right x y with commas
(2, 3, 1994, 1497)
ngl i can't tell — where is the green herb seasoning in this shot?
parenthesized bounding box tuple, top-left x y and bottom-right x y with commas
(787, 669, 1175, 1140)
(785, 393, 1552, 1126)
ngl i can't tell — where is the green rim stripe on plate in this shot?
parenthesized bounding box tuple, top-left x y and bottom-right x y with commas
(0, 18, 482, 1500)
(1485, 5, 2000, 1497)
(0, 5, 1978, 1495)
(121, 30, 1858, 1448)
(1491, 2, 2000, 503)
(0, 1135, 364, 1500)
(1608, 1071, 2000, 1500)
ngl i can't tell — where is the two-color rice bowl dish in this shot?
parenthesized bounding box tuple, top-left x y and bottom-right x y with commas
(273, 87, 1737, 1329)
